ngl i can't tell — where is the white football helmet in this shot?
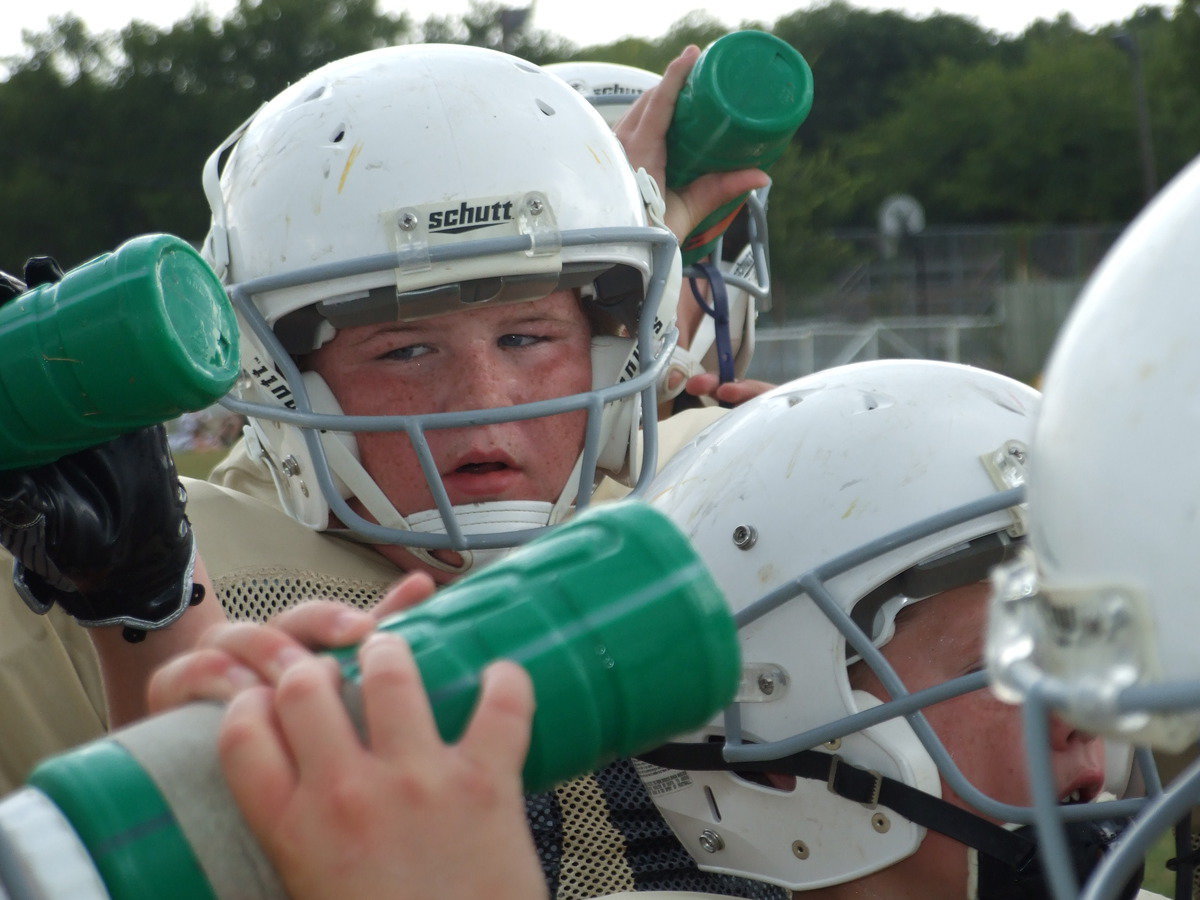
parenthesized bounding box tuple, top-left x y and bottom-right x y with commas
(201, 45, 680, 570)
(985, 153, 1200, 897)
(637, 360, 1146, 895)
(543, 59, 661, 127)
(546, 59, 770, 404)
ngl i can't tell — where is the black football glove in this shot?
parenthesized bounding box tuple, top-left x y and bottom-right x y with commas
(0, 256, 202, 642)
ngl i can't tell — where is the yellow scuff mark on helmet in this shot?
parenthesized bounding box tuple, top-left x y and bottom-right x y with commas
(337, 142, 364, 193)
(586, 144, 606, 166)
(842, 498, 858, 519)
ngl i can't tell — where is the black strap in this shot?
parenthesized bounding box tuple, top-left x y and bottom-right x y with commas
(688, 261, 736, 396)
(638, 742, 1036, 871)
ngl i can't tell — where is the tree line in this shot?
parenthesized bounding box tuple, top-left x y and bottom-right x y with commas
(2, 0, 1197, 316)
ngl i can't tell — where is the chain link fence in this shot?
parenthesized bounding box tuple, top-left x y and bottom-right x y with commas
(749, 223, 1125, 384)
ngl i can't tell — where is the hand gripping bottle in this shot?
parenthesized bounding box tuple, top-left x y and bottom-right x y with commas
(667, 30, 814, 266)
(0, 233, 240, 469)
(0, 501, 741, 900)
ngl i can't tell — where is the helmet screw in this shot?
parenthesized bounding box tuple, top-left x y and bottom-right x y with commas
(1008, 444, 1026, 463)
(824, 738, 842, 751)
(791, 840, 810, 860)
(758, 673, 776, 696)
(698, 830, 724, 853)
(871, 812, 891, 834)
(281, 455, 302, 477)
(732, 524, 757, 550)
(528, 197, 544, 216)
(399, 212, 419, 231)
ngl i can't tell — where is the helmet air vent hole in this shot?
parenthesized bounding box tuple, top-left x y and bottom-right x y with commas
(536, 99, 556, 116)
(330, 126, 346, 143)
(703, 785, 722, 822)
(301, 85, 328, 104)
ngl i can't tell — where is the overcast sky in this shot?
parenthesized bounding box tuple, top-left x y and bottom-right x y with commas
(5, 0, 1158, 62)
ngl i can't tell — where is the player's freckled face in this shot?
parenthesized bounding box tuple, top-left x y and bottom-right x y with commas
(308, 288, 594, 520)
(848, 583, 1105, 898)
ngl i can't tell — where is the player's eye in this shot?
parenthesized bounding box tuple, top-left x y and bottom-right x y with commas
(498, 333, 545, 348)
(381, 343, 433, 361)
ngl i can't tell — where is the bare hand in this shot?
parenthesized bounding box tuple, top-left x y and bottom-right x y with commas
(685, 373, 776, 407)
(147, 572, 437, 712)
(218, 633, 545, 899)
(614, 45, 771, 243)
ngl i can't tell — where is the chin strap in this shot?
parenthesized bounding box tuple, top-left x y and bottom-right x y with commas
(638, 742, 1035, 871)
(688, 261, 736, 390)
(970, 819, 1143, 900)
(659, 344, 704, 405)
(401, 454, 584, 574)
(634, 167, 667, 230)
(405, 501, 557, 573)
(638, 743, 1144, 899)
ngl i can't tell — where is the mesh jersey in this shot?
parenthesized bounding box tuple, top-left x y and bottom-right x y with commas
(219, 566, 385, 621)
(529, 761, 784, 898)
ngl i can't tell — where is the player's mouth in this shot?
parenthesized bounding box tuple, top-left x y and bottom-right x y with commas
(1058, 774, 1103, 805)
(441, 451, 524, 499)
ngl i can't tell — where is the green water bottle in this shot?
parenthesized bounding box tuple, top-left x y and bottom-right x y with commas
(0, 501, 741, 900)
(0, 233, 239, 470)
(667, 30, 814, 266)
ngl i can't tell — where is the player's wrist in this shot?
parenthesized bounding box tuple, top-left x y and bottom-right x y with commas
(13, 532, 204, 642)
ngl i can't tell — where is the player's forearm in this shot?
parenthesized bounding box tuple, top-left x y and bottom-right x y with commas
(90, 555, 225, 727)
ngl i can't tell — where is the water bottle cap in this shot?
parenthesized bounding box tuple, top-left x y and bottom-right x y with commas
(699, 31, 813, 136)
(0, 233, 239, 468)
(666, 30, 814, 187)
(108, 234, 240, 408)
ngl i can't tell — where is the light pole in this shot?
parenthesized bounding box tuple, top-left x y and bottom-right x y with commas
(1113, 31, 1158, 205)
(499, 5, 533, 54)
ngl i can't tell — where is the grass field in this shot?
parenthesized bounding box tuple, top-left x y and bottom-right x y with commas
(1145, 827, 1182, 895)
